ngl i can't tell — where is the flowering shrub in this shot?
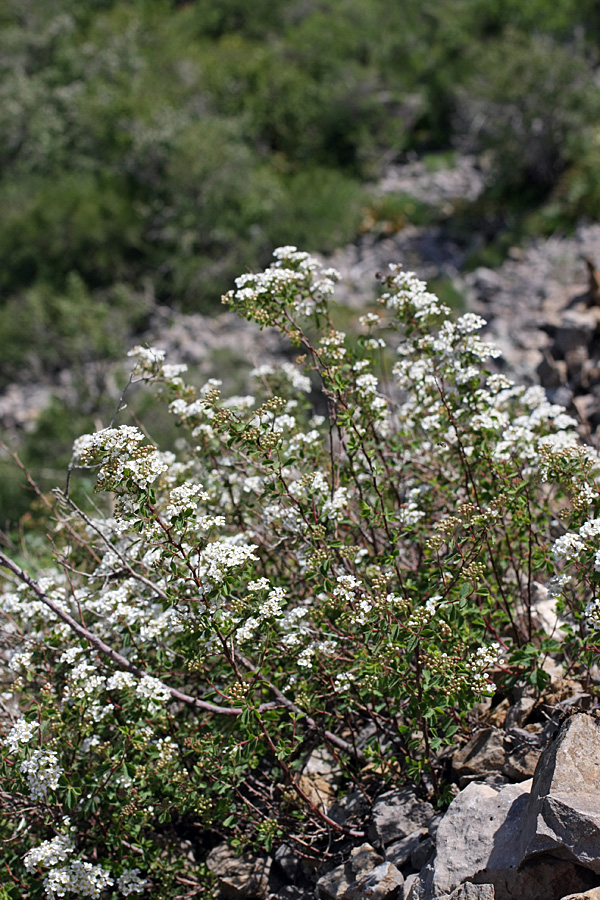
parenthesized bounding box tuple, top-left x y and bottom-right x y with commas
(1, 248, 600, 897)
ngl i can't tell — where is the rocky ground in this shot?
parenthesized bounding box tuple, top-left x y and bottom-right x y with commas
(207, 684, 600, 900)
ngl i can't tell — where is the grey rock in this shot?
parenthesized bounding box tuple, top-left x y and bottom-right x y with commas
(427, 815, 443, 841)
(553, 308, 600, 359)
(504, 697, 536, 730)
(453, 726, 540, 784)
(274, 843, 301, 884)
(342, 862, 404, 900)
(501, 735, 541, 782)
(518, 713, 600, 874)
(328, 791, 372, 826)
(316, 844, 383, 900)
(452, 728, 506, 781)
(385, 830, 428, 869)
(410, 836, 434, 872)
(403, 873, 418, 899)
(206, 842, 271, 899)
(369, 788, 435, 847)
(410, 716, 600, 899)
(538, 350, 568, 389)
(416, 780, 531, 897)
(447, 884, 495, 900)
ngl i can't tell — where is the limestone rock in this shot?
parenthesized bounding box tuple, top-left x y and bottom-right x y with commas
(452, 726, 540, 784)
(452, 729, 506, 782)
(299, 748, 340, 811)
(368, 788, 434, 847)
(410, 836, 435, 871)
(518, 713, 600, 873)
(501, 734, 541, 781)
(385, 830, 428, 869)
(269, 889, 311, 900)
(206, 843, 271, 899)
(316, 844, 383, 900)
(342, 862, 404, 900)
(328, 791, 371, 826)
(411, 780, 531, 897)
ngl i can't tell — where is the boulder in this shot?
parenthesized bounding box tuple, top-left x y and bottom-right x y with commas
(368, 788, 435, 847)
(408, 780, 530, 897)
(405, 778, 597, 900)
(452, 727, 539, 785)
(518, 713, 600, 873)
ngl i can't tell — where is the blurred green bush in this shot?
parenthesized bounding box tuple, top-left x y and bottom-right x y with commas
(2, 0, 600, 530)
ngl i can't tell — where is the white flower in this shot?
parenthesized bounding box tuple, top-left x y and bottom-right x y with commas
(24, 835, 74, 872)
(236, 617, 259, 643)
(136, 675, 171, 705)
(333, 672, 356, 692)
(8, 649, 33, 672)
(106, 671, 137, 691)
(355, 373, 378, 397)
(579, 518, 600, 541)
(20, 750, 63, 801)
(552, 532, 585, 562)
(4, 717, 36, 754)
(44, 861, 114, 899)
(117, 868, 147, 896)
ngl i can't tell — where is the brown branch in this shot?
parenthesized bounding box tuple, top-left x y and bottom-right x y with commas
(0, 551, 270, 718)
(236, 653, 365, 762)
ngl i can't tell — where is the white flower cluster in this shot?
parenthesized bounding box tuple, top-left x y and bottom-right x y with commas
(127, 344, 166, 371)
(466, 642, 505, 696)
(332, 574, 373, 624)
(136, 675, 171, 705)
(224, 247, 339, 317)
(322, 487, 350, 521)
(4, 717, 36, 753)
(333, 671, 356, 692)
(20, 750, 64, 801)
(381, 266, 451, 320)
(8, 649, 33, 672)
(355, 372, 378, 397)
(319, 330, 346, 362)
(164, 482, 209, 520)
(235, 585, 287, 644)
(199, 539, 259, 585)
(281, 361, 311, 394)
(44, 860, 114, 899)
(552, 517, 600, 567)
(546, 572, 571, 601)
(117, 868, 147, 895)
(24, 835, 74, 871)
(73, 425, 169, 491)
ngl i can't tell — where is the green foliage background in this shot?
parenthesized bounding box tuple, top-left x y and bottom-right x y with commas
(1, 0, 600, 525)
